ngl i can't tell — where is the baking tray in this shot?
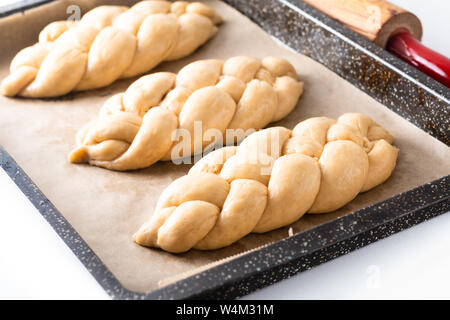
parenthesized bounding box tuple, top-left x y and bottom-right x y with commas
(0, 0, 448, 299)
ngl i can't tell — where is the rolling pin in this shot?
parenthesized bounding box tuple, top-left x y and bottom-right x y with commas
(302, 0, 450, 88)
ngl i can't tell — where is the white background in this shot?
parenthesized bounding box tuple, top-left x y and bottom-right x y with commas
(0, 0, 449, 300)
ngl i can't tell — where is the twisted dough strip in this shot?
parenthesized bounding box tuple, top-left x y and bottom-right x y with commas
(68, 56, 304, 170)
(133, 113, 399, 253)
(1, 1, 222, 97)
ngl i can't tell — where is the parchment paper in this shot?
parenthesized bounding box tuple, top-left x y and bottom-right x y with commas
(0, 0, 449, 293)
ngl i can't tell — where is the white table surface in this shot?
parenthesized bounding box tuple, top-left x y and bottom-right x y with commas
(0, 0, 449, 300)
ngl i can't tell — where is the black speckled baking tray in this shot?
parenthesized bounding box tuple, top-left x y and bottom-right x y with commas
(0, 0, 449, 300)
(0, 0, 54, 17)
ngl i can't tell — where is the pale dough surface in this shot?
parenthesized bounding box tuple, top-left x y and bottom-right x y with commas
(0, 1, 222, 97)
(69, 56, 303, 170)
(134, 113, 399, 253)
(0, 0, 448, 292)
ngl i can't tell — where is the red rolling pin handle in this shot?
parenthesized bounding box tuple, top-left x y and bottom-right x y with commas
(387, 33, 450, 88)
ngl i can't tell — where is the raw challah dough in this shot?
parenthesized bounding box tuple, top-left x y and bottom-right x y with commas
(0, 1, 222, 97)
(134, 113, 399, 253)
(69, 56, 304, 170)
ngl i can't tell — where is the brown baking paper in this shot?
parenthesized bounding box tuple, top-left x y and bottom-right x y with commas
(0, 0, 449, 293)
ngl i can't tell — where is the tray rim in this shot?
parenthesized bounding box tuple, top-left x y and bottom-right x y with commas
(0, 0, 449, 299)
(281, 0, 450, 102)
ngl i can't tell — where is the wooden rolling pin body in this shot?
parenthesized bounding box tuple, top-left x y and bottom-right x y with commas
(302, 0, 422, 48)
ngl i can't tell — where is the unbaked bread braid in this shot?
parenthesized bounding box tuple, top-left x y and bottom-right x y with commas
(133, 113, 399, 253)
(68, 56, 304, 171)
(0, 1, 222, 98)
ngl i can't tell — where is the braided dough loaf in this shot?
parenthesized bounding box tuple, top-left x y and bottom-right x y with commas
(69, 56, 304, 170)
(0, 1, 222, 98)
(133, 113, 399, 253)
